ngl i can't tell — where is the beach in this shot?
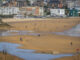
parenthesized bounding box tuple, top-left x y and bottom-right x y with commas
(0, 52, 23, 60)
(3, 17, 80, 32)
(0, 17, 80, 60)
(54, 54, 80, 60)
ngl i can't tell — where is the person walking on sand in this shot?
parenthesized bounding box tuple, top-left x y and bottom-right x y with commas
(20, 37, 23, 41)
(70, 42, 72, 46)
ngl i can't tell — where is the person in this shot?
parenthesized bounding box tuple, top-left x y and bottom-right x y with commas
(70, 42, 72, 46)
(76, 48, 79, 54)
(3, 49, 7, 55)
(38, 34, 40, 37)
(20, 37, 23, 41)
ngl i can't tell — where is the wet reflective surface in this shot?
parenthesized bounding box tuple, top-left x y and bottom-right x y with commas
(54, 24, 80, 37)
(0, 30, 40, 36)
(0, 24, 80, 37)
(0, 42, 73, 60)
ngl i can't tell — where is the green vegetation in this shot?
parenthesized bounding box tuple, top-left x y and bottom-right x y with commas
(26, 0, 30, 5)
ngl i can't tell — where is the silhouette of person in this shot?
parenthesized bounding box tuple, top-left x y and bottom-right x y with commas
(20, 37, 23, 41)
(3, 49, 7, 55)
(70, 42, 72, 46)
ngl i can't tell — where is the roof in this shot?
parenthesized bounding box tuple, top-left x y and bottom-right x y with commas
(17, 0, 26, 1)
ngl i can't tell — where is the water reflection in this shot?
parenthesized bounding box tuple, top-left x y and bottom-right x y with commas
(54, 24, 80, 37)
(0, 42, 73, 60)
(0, 30, 40, 36)
(0, 24, 80, 37)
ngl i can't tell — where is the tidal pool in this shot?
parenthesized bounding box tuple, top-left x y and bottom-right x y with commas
(0, 42, 73, 60)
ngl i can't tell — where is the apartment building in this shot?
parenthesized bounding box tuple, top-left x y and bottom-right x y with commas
(0, 7, 19, 15)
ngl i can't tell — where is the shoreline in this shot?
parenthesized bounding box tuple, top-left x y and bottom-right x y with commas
(0, 52, 23, 60)
(2, 17, 80, 23)
(54, 54, 80, 60)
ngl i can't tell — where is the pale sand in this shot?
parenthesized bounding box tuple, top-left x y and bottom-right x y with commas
(0, 52, 23, 60)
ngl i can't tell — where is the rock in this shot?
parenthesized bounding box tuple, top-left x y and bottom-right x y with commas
(52, 51, 59, 54)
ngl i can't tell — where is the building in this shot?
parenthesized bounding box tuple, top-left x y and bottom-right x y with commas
(17, 0, 27, 7)
(74, 6, 80, 16)
(66, 0, 80, 9)
(0, 0, 2, 6)
(67, 1, 75, 9)
(50, 9, 65, 16)
(1, 0, 27, 7)
(28, 0, 37, 5)
(0, 7, 20, 15)
(74, 0, 80, 7)
(21, 6, 44, 16)
(69, 8, 79, 17)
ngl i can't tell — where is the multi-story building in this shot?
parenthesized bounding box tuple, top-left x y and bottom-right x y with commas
(0, 0, 2, 6)
(1, 0, 27, 7)
(16, 0, 27, 7)
(20, 6, 44, 16)
(28, 0, 37, 5)
(0, 7, 20, 15)
(66, 0, 80, 9)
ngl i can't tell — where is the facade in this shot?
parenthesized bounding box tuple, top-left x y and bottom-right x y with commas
(66, 0, 80, 9)
(50, 9, 65, 16)
(17, 0, 27, 7)
(69, 9, 79, 17)
(21, 7, 44, 16)
(0, 7, 19, 15)
(28, 0, 37, 5)
(67, 1, 75, 9)
(0, 0, 2, 6)
(74, 0, 80, 7)
(0, 0, 80, 17)
(1, 0, 27, 7)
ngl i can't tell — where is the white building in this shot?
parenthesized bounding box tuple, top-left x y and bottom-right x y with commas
(21, 7, 44, 16)
(0, 7, 20, 15)
(28, 0, 37, 5)
(66, 0, 80, 9)
(50, 9, 65, 16)
(67, 1, 75, 9)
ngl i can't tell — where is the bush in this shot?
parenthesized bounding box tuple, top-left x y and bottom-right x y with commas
(0, 15, 14, 18)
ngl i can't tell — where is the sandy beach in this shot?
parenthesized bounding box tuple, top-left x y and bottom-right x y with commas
(5, 18, 80, 32)
(54, 54, 80, 60)
(0, 52, 23, 60)
(0, 17, 80, 60)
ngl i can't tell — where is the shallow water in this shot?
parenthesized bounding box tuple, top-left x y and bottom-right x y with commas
(0, 24, 80, 37)
(0, 30, 40, 36)
(0, 42, 72, 60)
(54, 24, 80, 37)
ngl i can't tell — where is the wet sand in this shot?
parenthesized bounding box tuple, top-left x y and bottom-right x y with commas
(0, 34, 80, 54)
(0, 52, 23, 60)
(54, 54, 80, 60)
(4, 17, 80, 32)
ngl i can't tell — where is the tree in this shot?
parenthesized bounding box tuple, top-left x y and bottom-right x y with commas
(26, 0, 30, 6)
